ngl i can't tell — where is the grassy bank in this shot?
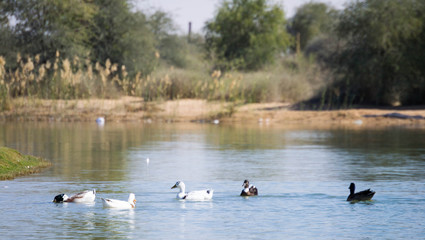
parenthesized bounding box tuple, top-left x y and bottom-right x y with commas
(0, 147, 51, 180)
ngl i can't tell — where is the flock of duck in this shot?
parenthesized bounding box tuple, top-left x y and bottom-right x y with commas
(52, 180, 375, 209)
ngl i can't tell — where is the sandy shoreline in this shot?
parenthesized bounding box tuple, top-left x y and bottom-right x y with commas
(1, 97, 425, 128)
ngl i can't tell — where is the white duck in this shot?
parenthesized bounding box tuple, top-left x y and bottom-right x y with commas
(101, 193, 136, 209)
(171, 181, 213, 200)
(53, 189, 96, 203)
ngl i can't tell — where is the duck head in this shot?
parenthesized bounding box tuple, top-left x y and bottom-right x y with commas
(171, 181, 184, 189)
(349, 183, 355, 194)
(53, 193, 69, 203)
(171, 181, 186, 193)
(243, 180, 250, 188)
(128, 193, 136, 206)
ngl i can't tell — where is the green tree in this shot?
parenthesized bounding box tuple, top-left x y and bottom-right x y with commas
(148, 11, 188, 68)
(0, 8, 16, 63)
(288, 2, 338, 51)
(205, 0, 292, 70)
(0, 0, 96, 65)
(90, 0, 157, 76)
(0, 0, 160, 75)
(334, 0, 425, 105)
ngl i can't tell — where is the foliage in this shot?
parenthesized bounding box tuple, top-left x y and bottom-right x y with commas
(2, 0, 425, 107)
(205, 0, 292, 70)
(148, 11, 188, 68)
(0, 0, 160, 76)
(0, 51, 326, 104)
(288, 2, 338, 51)
(0, 0, 96, 67)
(333, 0, 425, 105)
(89, 0, 158, 76)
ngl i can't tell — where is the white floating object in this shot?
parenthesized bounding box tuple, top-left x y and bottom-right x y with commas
(96, 117, 105, 125)
(146, 158, 150, 165)
(353, 119, 363, 125)
(213, 119, 219, 124)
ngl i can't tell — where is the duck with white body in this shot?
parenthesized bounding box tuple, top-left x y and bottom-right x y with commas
(171, 181, 213, 201)
(101, 193, 136, 209)
(53, 189, 96, 203)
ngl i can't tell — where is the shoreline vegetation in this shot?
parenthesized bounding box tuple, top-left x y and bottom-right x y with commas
(1, 0, 425, 128)
(0, 147, 51, 180)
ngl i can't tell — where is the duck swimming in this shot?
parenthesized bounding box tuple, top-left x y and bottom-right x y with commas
(347, 183, 375, 202)
(171, 181, 213, 200)
(240, 180, 258, 196)
(53, 189, 96, 203)
(101, 193, 136, 209)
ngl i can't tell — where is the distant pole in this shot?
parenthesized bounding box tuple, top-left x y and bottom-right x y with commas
(188, 22, 192, 43)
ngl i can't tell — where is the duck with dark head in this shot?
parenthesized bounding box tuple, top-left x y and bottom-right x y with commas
(53, 189, 96, 203)
(347, 183, 375, 202)
(240, 180, 258, 196)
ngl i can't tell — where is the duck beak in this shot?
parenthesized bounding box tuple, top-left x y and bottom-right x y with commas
(171, 184, 177, 189)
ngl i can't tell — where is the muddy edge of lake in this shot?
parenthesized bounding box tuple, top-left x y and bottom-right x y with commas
(1, 97, 425, 128)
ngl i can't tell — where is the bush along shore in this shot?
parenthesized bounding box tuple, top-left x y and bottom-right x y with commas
(0, 147, 51, 180)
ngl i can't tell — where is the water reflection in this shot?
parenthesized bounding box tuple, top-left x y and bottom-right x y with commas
(1, 122, 424, 182)
(100, 208, 136, 232)
(52, 201, 96, 208)
(323, 128, 425, 181)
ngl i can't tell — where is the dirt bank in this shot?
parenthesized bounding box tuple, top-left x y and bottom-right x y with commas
(1, 97, 425, 128)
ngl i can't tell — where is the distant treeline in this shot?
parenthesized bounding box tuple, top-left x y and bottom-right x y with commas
(1, 0, 425, 106)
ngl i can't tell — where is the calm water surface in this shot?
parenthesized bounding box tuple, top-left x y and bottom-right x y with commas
(1, 122, 424, 239)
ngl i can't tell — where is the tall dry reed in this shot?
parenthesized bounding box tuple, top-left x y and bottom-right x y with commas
(0, 52, 327, 107)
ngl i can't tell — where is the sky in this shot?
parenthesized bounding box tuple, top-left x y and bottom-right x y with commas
(135, 0, 348, 34)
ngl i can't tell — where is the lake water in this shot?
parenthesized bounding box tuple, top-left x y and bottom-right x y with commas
(0, 122, 424, 239)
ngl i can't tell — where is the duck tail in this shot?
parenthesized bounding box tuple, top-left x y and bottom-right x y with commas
(366, 189, 375, 195)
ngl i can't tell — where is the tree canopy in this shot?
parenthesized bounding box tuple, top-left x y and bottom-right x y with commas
(334, 0, 425, 105)
(288, 2, 338, 50)
(0, 0, 184, 75)
(205, 0, 292, 70)
(148, 11, 188, 68)
(89, 0, 157, 76)
(0, 0, 96, 66)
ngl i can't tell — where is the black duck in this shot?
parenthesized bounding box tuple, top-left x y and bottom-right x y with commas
(347, 183, 375, 202)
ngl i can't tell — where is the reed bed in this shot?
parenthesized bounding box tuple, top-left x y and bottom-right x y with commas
(0, 52, 327, 110)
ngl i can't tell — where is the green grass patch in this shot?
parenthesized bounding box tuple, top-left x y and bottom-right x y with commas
(0, 147, 51, 180)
